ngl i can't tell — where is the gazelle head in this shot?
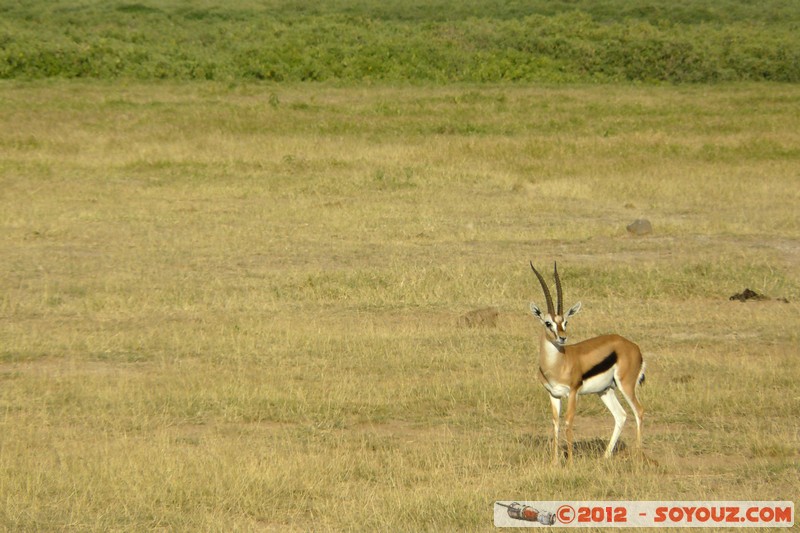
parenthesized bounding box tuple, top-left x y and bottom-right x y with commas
(529, 261, 581, 346)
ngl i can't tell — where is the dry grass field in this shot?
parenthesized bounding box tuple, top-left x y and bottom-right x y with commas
(1, 81, 798, 530)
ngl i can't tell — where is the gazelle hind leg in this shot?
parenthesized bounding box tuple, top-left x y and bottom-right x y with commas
(618, 380, 644, 449)
(549, 395, 561, 464)
(599, 388, 627, 458)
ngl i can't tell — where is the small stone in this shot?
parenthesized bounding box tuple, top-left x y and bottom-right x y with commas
(626, 219, 653, 236)
(457, 307, 499, 328)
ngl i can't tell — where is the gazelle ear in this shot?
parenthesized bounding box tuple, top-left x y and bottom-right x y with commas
(531, 302, 546, 324)
(530, 302, 545, 322)
(566, 301, 582, 318)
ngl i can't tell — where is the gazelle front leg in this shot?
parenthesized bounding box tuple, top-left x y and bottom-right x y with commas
(549, 395, 561, 464)
(565, 390, 578, 464)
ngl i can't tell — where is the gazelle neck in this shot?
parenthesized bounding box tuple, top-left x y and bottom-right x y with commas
(539, 329, 565, 368)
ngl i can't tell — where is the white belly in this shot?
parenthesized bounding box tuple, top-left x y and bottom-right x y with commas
(579, 368, 617, 394)
(543, 368, 616, 398)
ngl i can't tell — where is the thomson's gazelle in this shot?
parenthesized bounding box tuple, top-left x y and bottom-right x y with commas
(529, 262, 645, 464)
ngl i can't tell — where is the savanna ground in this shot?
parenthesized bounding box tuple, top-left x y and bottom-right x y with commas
(1, 81, 799, 530)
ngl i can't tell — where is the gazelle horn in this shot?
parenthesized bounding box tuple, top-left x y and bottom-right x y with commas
(554, 262, 563, 316)
(530, 261, 555, 316)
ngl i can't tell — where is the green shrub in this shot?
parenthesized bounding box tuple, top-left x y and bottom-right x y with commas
(1, 1, 799, 82)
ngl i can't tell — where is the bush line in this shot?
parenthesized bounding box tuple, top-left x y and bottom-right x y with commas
(1, 2, 799, 83)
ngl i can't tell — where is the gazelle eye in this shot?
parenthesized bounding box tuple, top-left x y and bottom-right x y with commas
(544, 321, 552, 328)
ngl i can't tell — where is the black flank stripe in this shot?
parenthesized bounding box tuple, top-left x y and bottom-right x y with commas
(582, 351, 617, 381)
